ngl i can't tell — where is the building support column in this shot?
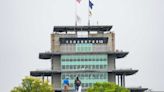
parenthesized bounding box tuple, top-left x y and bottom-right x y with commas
(120, 74, 125, 87)
(122, 74, 125, 87)
(120, 75, 123, 86)
(117, 75, 120, 86)
(47, 76, 49, 82)
(42, 75, 44, 83)
(51, 74, 53, 84)
(75, 31, 77, 35)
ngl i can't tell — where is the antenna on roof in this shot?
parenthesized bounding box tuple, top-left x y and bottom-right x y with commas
(97, 21, 99, 25)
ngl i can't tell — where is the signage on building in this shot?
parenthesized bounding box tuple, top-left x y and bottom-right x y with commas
(60, 37, 108, 44)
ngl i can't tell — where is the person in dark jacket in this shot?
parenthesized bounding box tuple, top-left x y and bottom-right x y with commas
(74, 77, 81, 92)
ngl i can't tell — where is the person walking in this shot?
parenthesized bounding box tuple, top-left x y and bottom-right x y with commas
(74, 77, 81, 92)
(63, 77, 69, 92)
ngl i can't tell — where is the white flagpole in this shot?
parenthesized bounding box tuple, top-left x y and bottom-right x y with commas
(75, 0, 77, 26)
(88, 0, 90, 26)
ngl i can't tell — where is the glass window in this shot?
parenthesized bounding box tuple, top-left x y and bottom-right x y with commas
(62, 65, 65, 70)
(69, 59, 72, 62)
(75, 44, 93, 52)
(65, 59, 69, 61)
(88, 65, 91, 69)
(85, 40, 87, 43)
(96, 58, 99, 61)
(85, 59, 88, 61)
(78, 47, 80, 52)
(77, 65, 80, 70)
(81, 65, 84, 69)
(65, 74, 69, 78)
(66, 40, 68, 43)
(100, 65, 103, 69)
(85, 65, 88, 69)
(104, 65, 107, 69)
(70, 75, 74, 80)
(84, 83, 87, 87)
(96, 40, 98, 43)
(104, 73, 107, 79)
(61, 72, 108, 89)
(89, 58, 91, 61)
(72, 65, 75, 69)
(70, 40, 72, 43)
(95, 73, 99, 79)
(92, 74, 95, 79)
(81, 40, 83, 43)
(81, 58, 84, 61)
(65, 65, 69, 69)
(75, 65, 77, 70)
(89, 83, 92, 87)
(70, 65, 73, 69)
(62, 59, 65, 61)
(82, 83, 84, 87)
(73, 74, 76, 78)
(103, 58, 107, 61)
(93, 65, 95, 69)
(85, 73, 88, 79)
(92, 40, 95, 43)
(73, 40, 76, 43)
(86, 83, 88, 87)
(88, 74, 92, 79)
(96, 65, 99, 69)
(100, 74, 103, 79)
(61, 54, 108, 88)
(62, 74, 65, 79)
(88, 47, 91, 51)
(77, 40, 79, 43)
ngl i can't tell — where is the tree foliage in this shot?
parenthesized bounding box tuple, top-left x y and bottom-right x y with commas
(86, 82, 130, 92)
(11, 76, 54, 92)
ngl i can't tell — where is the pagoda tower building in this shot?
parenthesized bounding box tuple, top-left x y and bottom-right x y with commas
(30, 25, 147, 92)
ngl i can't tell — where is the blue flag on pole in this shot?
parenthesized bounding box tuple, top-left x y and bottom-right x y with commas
(89, 0, 94, 9)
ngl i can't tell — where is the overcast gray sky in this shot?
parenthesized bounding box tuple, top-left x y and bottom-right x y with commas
(0, 0, 164, 92)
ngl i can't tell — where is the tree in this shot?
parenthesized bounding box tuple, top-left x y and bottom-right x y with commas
(86, 82, 130, 92)
(11, 76, 54, 92)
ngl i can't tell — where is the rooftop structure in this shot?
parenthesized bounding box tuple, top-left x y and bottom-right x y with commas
(53, 25, 112, 32)
(30, 25, 147, 92)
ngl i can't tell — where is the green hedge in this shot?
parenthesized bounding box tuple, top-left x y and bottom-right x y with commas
(86, 82, 130, 92)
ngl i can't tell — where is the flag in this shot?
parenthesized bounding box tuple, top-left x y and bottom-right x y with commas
(89, 0, 94, 9)
(76, 0, 81, 3)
